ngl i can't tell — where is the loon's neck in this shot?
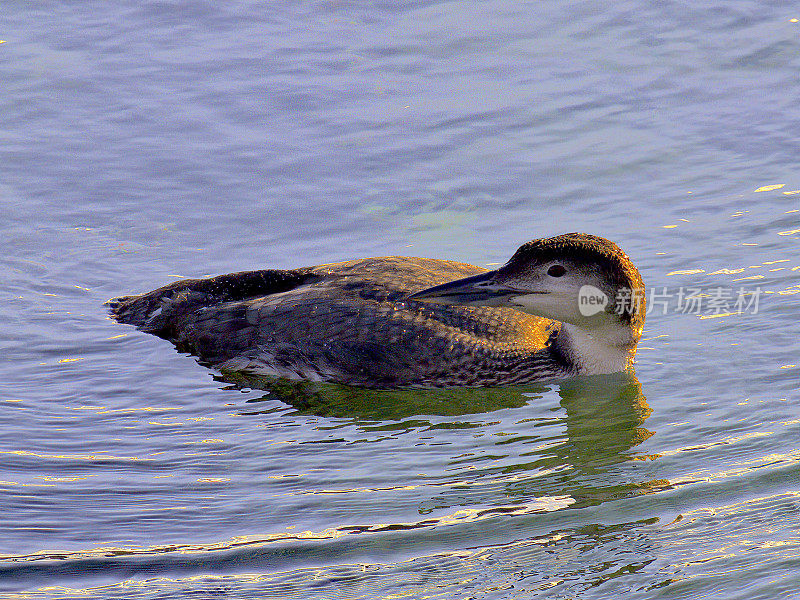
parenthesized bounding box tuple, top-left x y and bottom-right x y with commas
(553, 321, 639, 375)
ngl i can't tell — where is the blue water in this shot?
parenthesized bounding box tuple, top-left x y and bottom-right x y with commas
(2, 0, 799, 598)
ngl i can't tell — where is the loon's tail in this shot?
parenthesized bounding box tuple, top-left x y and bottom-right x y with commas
(106, 286, 217, 337)
(106, 268, 316, 337)
(106, 293, 158, 327)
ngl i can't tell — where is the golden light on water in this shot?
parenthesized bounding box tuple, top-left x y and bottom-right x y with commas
(666, 269, 705, 276)
(699, 312, 739, 320)
(0, 449, 150, 462)
(96, 406, 181, 415)
(708, 268, 745, 274)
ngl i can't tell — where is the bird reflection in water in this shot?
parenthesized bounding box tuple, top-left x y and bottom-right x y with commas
(220, 370, 665, 510)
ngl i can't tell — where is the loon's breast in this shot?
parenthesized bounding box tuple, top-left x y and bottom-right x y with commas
(108, 256, 564, 388)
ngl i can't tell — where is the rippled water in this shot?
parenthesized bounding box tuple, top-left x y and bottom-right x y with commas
(2, 0, 800, 598)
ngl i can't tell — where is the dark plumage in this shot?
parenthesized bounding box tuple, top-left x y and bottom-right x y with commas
(108, 233, 644, 388)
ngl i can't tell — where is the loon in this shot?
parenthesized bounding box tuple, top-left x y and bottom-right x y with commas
(107, 233, 645, 388)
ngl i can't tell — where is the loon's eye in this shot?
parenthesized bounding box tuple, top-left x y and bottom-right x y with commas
(547, 264, 566, 277)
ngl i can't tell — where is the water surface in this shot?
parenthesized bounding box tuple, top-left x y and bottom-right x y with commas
(2, 0, 799, 598)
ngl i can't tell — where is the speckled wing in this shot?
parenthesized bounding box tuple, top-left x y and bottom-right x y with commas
(109, 257, 557, 387)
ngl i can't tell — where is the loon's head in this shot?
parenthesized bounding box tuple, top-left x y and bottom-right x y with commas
(409, 233, 646, 374)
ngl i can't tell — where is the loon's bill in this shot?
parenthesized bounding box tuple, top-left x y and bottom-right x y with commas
(408, 270, 547, 307)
